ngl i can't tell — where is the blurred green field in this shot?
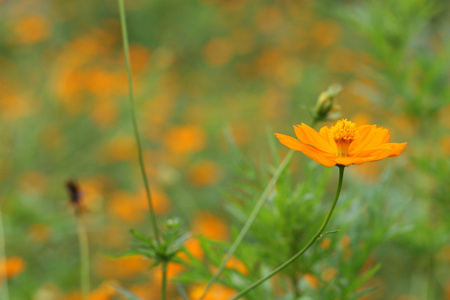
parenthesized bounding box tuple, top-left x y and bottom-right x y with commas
(0, 0, 450, 299)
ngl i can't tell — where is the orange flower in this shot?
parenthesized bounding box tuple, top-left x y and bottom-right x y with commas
(275, 119, 406, 167)
(189, 283, 236, 300)
(0, 256, 25, 280)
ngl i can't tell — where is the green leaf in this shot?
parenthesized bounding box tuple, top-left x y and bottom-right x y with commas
(102, 250, 143, 259)
(348, 263, 381, 291)
(176, 283, 189, 300)
(130, 229, 152, 244)
(350, 287, 379, 300)
(171, 232, 191, 250)
(323, 230, 340, 235)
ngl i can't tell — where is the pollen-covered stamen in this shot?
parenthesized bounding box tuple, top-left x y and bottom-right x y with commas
(330, 119, 358, 156)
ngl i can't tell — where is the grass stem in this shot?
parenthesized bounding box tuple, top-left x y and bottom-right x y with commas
(117, 0, 161, 244)
(77, 216, 90, 300)
(161, 262, 168, 300)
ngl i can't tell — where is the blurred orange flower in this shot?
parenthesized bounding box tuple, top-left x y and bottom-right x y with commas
(14, 15, 50, 44)
(95, 255, 149, 280)
(165, 125, 205, 154)
(189, 283, 236, 300)
(189, 161, 222, 186)
(311, 21, 341, 47)
(192, 212, 228, 241)
(203, 37, 234, 67)
(275, 119, 407, 167)
(88, 280, 117, 300)
(321, 267, 338, 282)
(225, 256, 248, 275)
(137, 188, 171, 215)
(178, 237, 204, 263)
(0, 256, 25, 281)
(110, 188, 171, 223)
(103, 135, 137, 162)
(302, 273, 319, 289)
(320, 237, 331, 250)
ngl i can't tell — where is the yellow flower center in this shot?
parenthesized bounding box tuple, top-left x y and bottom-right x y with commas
(329, 119, 358, 156)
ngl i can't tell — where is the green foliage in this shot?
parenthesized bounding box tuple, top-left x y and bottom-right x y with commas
(129, 218, 189, 268)
(339, 0, 450, 119)
(177, 138, 411, 299)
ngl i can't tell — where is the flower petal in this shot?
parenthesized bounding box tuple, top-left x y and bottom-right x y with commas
(387, 142, 407, 157)
(275, 133, 336, 167)
(357, 142, 407, 159)
(319, 126, 337, 152)
(335, 156, 369, 166)
(299, 145, 337, 167)
(274, 133, 306, 151)
(349, 125, 390, 155)
(294, 123, 335, 153)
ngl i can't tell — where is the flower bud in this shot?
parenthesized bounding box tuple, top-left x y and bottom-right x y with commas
(66, 180, 84, 215)
(313, 84, 342, 122)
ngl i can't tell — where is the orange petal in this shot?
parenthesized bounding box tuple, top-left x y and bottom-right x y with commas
(319, 126, 337, 152)
(367, 127, 390, 146)
(357, 142, 407, 158)
(294, 123, 336, 153)
(335, 156, 368, 166)
(350, 125, 389, 154)
(275, 133, 306, 151)
(387, 142, 407, 157)
(300, 146, 337, 167)
(275, 133, 336, 167)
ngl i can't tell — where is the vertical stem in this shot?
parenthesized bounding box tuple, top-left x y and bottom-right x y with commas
(232, 165, 345, 300)
(0, 210, 9, 300)
(198, 150, 294, 300)
(117, 0, 160, 243)
(161, 262, 168, 300)
(77, 217, 90, 300)
(291, 273, 300, 298)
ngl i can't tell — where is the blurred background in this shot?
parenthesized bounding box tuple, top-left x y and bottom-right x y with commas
(0, 0, 449, 299)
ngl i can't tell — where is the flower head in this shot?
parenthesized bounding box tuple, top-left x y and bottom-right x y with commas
(275, 119, 407, 167)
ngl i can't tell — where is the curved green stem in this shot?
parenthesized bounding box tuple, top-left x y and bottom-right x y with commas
(198, 150, 294, 300)
(117, 0, 160, 244)
(232, 165, 345, 300)
(77, 217, 90, 300)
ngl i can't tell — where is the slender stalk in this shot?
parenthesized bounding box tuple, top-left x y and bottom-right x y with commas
(0, 210, 9, 300)
(161, 262, 168, 300)
(117, 0, 160, 243)
(232, 165, 345, 300)
(77, 216, 90, 300)
(198, 150, 294, 300)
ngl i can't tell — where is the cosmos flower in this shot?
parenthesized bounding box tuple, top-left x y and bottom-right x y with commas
(275, 119, 407, 167)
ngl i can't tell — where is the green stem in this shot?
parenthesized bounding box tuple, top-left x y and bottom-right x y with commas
(232, 165, 345, 300)
(198, 150, 294, 300)
(161, 262, 168, 300)
(117, 0, 160, 244)
(77, 217, 90, 300)
(0, 210, 9, 300)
